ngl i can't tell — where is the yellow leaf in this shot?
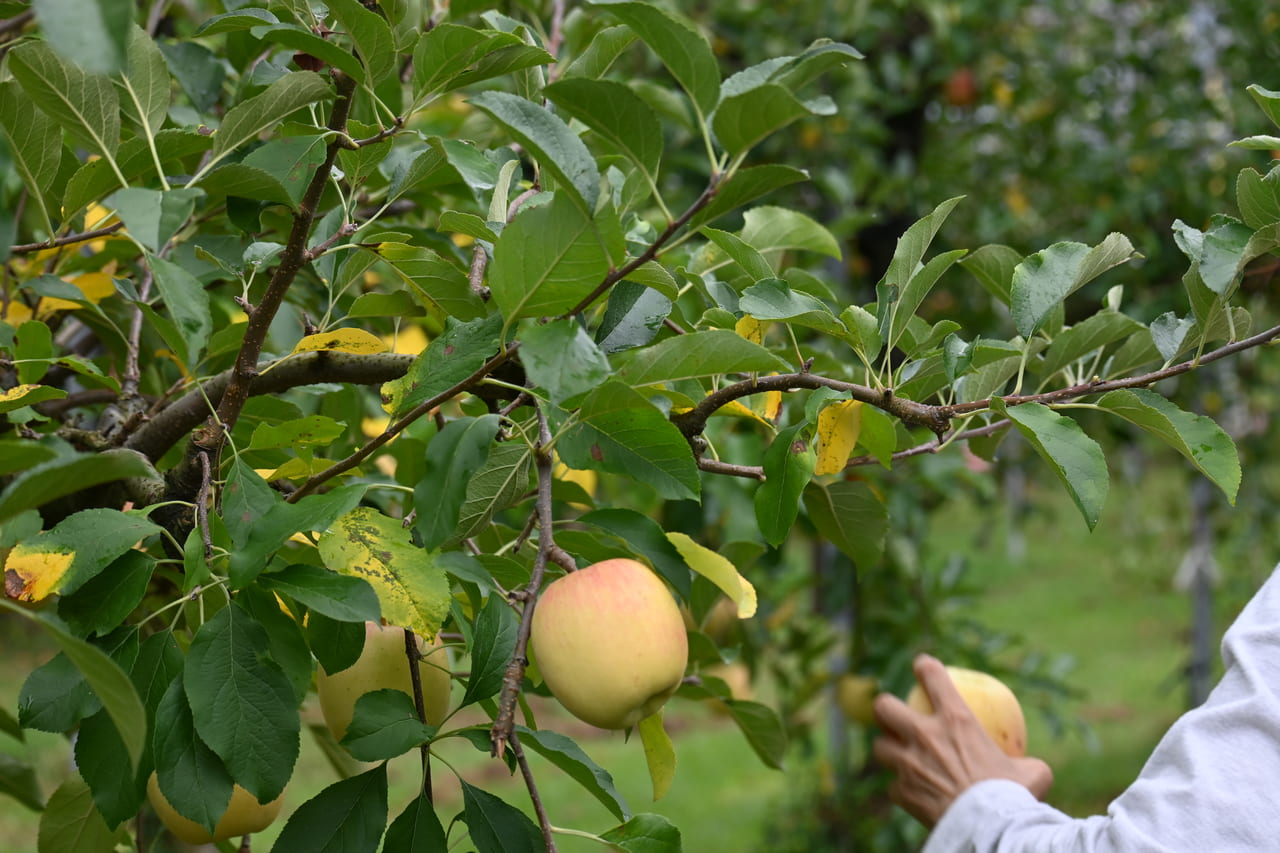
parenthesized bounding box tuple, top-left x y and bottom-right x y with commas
(637, 712, 676, 801)
(3, 548, 75, 603)
(815, 400, 863, 476)
(665, 532, 757, 618)
(735, 314, 768, 344)
(39, 271, 119, 316)
(292, 328, 390, 355)
(379, 324, 429, 355)
(362, 416, 391, 438)
(0, 384, 66, 413)
(1, 302, 34, 324)
(553, 456, 597, 508)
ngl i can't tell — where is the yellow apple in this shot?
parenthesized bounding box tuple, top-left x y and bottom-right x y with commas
(147, 773, 282, 844)
(531, 558, 688, 729)
(836, 673, 879, 726)
(906, 666, 1027, 757)
(317, 621, 452, 743)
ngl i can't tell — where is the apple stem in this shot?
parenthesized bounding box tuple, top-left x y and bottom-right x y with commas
(403, 628, 434, 802)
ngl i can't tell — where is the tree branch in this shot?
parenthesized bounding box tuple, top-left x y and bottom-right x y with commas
(491, 406, 559, 759)
(10, 222, 125, 255)
(403, 628, 433, 803)
(510, 732, 558, 852)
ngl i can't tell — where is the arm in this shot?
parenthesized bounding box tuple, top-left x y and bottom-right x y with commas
(875, 564, 1280, 853)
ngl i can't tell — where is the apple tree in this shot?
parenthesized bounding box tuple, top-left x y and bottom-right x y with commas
(0, 1, 1277, 851)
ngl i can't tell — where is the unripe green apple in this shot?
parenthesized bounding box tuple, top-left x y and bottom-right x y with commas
(906, 666, 1027, 757)
(531, 558, 688, 729)
(147, 773, 282, 844)
(317, 621, 452, 743)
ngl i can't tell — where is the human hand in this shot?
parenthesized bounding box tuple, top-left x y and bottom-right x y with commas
(872, 654, 1054, 827)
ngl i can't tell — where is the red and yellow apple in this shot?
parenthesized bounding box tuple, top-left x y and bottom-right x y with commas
(906, 666, 1027, 757)
(147, 773, 283, 844)
(531, 558, 688, 729)
(317, 621, 452, 743)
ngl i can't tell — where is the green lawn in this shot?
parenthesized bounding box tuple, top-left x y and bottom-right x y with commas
(0, 464, 1261, 849)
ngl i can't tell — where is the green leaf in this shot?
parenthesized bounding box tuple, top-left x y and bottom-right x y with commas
(57, 550, 155, 638)
(489, 194, 617, 320)
(1, 600, 146, 770)
(451, 442, 533, 544)
(637, 713, 676, 800)
(702, 227, 774, 282)
(1096, 389, 1240, 504)
(184, 602, 300, 802)
(1235, 167, 1280, 229)
(153, 678, 235, 838)
(881, 249, 967, 354)
(37, 776, 128, 853)
(8, 41, 122, 167)
(74, 709, 144, 828)
(724, 699, 787, 769)
(343, 690, 433, 761)
(0, 81, 63, 229)
(412, 24, 524, 97)
(600, 813, 684, 853)
(617, 329, 787, 387)
(106, 187, 203, 253)
(0, 754, 42, 812)
(384, 791, 448, 853)
(739, 279, 849, 339)
(228, 484, 364, 588)
(241, 134, 328, 208)
(1040, 311, 1146, 378)
(325, 0, 398, 86)
(193, 8, 278, 36)
(269, 764, 389, 853)
(207, 71, 332, 164)
(516, 726, 630, 821)
(319, 507, 452, 639)
(519, 318, 613, 404)
(0, 384, 66, 414)
(471, 90, 600, 212)
(992, 400, 1109, 530)
(461, 780, 542, 853)
(577, 508, 693, 600)
(558, 381, 701, 501)
(740, 206, 841, 261)
(713, 83, 816, 156)
(18, 652, 99, 733)
(198, 162, 298, 209)
(545, 78, 663, 186)
(874, 195, 963, 332)
(415, 415, 501, 549)
(562, 24, 637, 79)
(31, 0, 131, 75)
(597, 280, 673, 354)
(377, 242, 485, 320)
(1246, 83, 1280, 130)
(802, 481, 887, 569)
(461, 594, 518, 707)
(3, 509, 162, 603)
(754, 424, 815, 547)
(259, 564, 382, 623)
(590, 1, 720, 116)
(148, 254, 212, 367)
(686, 165, 809, 233)
(253, 23, 367, 81)
(381, 314, 501, 417)
(308, 616, 367, 677)
(119, 26, 171, 135)
(1010, 234, 1138, 338)
(959, 243, 1022, 305)
(238, 586, 314, 705)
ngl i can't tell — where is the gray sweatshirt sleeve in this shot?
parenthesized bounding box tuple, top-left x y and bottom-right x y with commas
(923, 565, 1280, 853)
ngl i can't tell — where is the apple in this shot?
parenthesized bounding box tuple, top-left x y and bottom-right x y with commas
(147, 773, 282, 844)
(531, 558, 688, 729)
(704, 661, 752, 715)
(836, 673, 879, 727)
(317, 621, 452, 743)
(906, 666, 1027, 757)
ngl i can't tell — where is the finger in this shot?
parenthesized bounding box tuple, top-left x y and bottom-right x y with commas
(872, 692, 923, 739)
(871, 733, 908, 769)
(1017, 757, 1054, 800)
(913, 654, 972, 718)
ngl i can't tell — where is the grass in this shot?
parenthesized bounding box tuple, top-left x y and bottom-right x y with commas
(0, 463, 1262, 849)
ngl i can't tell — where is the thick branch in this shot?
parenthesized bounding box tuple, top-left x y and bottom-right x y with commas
(196, 73, 360, 459)
(286, 344, 517, 502)
(124, 351, 414, 461)
(491, 407, 558, 759)
(564, 177, 721, 317)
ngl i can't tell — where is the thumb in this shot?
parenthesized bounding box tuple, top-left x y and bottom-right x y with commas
(1014, 756, 1054, 800)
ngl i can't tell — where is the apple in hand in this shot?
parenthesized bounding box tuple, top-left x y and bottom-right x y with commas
(906, 665, 1027, 757)
(147, 773, 282, 844)
(531, 558, 688, 729)
(317, 621, 452, 743)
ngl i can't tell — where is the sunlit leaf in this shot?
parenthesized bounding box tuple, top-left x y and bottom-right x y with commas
(637, 712, 676, 801)
(664, 532, 755, 618)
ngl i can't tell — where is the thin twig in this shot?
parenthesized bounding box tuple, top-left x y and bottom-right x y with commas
(468, 243, 489, 298)
(9, 222, 125, 255)
(697, 457, 766, 480)
(510, 732, 558, 852)
(0, 10, 34, 39)
(491, 406, 557, 758)
(195, 451, 213, 558)
(403, 628, 434, 803)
